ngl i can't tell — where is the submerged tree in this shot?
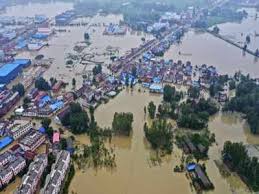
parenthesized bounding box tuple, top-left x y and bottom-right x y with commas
(112, 112, 133, 136)
(144, 119, 173, 153)
(72, 78, 76, 88)
(61, 103, 90, 134)
(35, 77, 51, 91)
(148, 101, 156, 119)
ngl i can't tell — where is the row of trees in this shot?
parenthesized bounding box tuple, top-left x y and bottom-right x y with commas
(222, 141, 259, 191)
(223, 77, 259, 134)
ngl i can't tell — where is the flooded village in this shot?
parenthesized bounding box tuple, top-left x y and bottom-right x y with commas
(0, 0, 259, 194)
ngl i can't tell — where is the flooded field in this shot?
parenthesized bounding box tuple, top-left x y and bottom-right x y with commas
(70, 86, 259, 194)
(164, 29, 259, 77)
(70, 86, 193, 194)
(164, 8, 259, 78)
(217, 8, 259, 52)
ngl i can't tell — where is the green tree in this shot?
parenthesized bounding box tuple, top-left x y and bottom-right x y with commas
(188, 86, 200, 99)
(112, 112, 133, 136)
(125, 74, 129, 87)
(222, 141, 259, 191)
(131, 66, 137, 78)
(93, 64, 102, 76)
(223, 77, 259, 133)
(72, 78, 76, 88)
(41, 118, 53, 137)
(229, 80, 236, 90)
(61, 103, 90, 134)
(23, 97, 31, 109)
(12, 83, 25, 96)
(84, 32, 90, 41)
(35, 77, 50, 91)
(163, 85, 182, 102)
(148, 101, 156, 119)
(41, 118, 51, 130)
(144, 119, 173, 153)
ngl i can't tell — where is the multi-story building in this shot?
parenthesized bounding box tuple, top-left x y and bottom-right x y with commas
(0, 167, 13, 185)
(8, 120, 32, 140)
(0, 151, 14, 167)
(41, 151, 70, 194)
(16, 154, 48, 194)
(19, 131, 45, 151)
(9, 156, 26, 176)
(0, 90, 20, 116)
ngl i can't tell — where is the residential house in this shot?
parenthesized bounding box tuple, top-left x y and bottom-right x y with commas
(19, 131, 45, 151)
(16, 154, 48, 194)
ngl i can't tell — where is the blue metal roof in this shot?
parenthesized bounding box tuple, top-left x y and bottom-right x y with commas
(39, 127, 46, 133)
(50, 101, 64, 111)
(0, 136, 13, 150)
(32, 33, 48, 40)
(0, 63, 20, 77)
(186, 163, 196, 172)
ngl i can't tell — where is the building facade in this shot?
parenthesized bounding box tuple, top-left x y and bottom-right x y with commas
(41, 151, 70, 194)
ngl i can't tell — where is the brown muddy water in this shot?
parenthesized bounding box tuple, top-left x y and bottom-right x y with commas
(70, 86, 259, 194)
(70, 86, 192, 194)
(17, 14, 153, 91)
(164, 29, 259, 77)
(164, 8, 259, 78)
(2, 2, 259, 194)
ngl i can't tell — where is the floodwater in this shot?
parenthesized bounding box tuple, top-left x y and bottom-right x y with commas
(70, 86, 259, 194)
(2, 2, 73, 18)
(217, 8, 259, 52)
(206, 112, 259, 194)
(2, 2, 259, 194)
(164, 8, 259, 77)
(70, 86, 193, 194)
(17, 14, 153, 91)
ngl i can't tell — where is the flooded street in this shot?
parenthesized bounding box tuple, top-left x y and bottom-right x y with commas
(2, 2, 259, 194)
(17, 14, 153, 91)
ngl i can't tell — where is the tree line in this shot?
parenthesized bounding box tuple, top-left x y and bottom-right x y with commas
(223, 75, 259, 134)
(222, 141, 259, 191)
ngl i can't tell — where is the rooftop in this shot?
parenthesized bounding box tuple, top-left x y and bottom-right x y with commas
(0, 136, 13, 150)
(0, 63, 20, 77)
